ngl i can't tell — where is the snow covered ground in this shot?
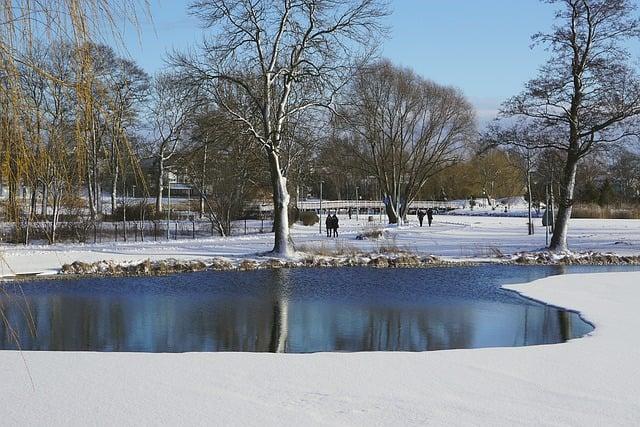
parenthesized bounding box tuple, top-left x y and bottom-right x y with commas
(1, 271, 639, 425)
(1, 214, 639, 425)
(2, 214, 639, 277)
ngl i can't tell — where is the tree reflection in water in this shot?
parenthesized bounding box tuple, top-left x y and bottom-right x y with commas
(0, 266, 599, 353)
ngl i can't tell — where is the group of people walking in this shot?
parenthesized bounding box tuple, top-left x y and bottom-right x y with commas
(325, 212, 339, 237)
(323, 208, 433, 237)
(417, 208, 434, 227)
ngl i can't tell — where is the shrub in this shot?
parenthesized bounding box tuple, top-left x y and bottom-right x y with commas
(109, 203, 156, 221)
(299, 211, 319, 226)
(288, 206, 300, 226)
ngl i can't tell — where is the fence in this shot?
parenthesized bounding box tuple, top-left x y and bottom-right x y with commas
(0, 219, 274, 245)
(295, 199, 464, 212)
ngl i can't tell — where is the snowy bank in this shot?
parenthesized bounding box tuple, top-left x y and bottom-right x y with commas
(2, 215, 640, 278)
(1, 271, 639, 425)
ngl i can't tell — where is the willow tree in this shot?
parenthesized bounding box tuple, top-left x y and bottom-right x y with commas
(336, 61, 475, 223)
(173, 0, 388, 256)
(0, 0, 147, 226)
(503, 0, 640, 252)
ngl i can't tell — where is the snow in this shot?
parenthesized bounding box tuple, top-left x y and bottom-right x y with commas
(1, 214, 639, 424)
(2, 214, 640, 277)
(0, 271, 639, 425)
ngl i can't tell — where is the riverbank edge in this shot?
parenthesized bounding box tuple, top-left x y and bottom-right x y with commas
(27, 250, 640, 279)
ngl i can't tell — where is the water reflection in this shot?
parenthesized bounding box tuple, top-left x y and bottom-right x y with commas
(0, 265, 613, 353)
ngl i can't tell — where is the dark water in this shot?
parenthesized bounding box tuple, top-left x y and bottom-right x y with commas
(0, 265, 634, 353)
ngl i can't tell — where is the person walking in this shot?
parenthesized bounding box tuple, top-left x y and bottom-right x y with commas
(427, 208, 434, 227)
(417, 209, 425, 227)
(332, 213, 339, 237)
(325, 211, 332, 237)
(348, 207, 352, 219)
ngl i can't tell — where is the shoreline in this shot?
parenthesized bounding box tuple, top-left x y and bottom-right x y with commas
(2, 249, 640, 281)
(0, 254, 640, 283)
(2, 215, 639, 279)
(45, 250, 640, 279)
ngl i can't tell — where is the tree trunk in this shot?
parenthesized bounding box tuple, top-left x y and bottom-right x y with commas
(51, 192, 61, 244)
(111, 164, 120, 220)
(25, 188, 37, 244)
(155, 156, 164, 214)
(122, 177, 127, 242)
(96, 182, 102, 217)
(549, 153, 579, 252)
(86, 166, 96, 219)
(41, 182, 48, 217)
(199, 145, 207, 219)
(268, 151, 292, 256)
(385, 198, 398, 224)
(384, 193, 407, 224)
(527, 169, 533, 235)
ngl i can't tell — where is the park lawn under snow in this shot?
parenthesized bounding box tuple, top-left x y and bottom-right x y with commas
(1, 214, 640, 277)
(0, 214, 639, 424)
(0, 271, 639, 425)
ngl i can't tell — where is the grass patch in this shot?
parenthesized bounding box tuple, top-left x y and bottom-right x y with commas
(374, 235, 411, 254)
(355, 228, 386, 240)
(572, 203, 640, 219)
(298, 241, 364, 256)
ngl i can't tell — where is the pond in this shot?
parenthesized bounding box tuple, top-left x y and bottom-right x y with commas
(0, 265, 634, 353)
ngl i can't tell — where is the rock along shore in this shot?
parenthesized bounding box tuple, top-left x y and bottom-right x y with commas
(55, 250, 640, 278)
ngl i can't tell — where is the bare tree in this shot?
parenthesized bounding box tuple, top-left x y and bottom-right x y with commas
(1, 1, 147, 231)
(147, 73, 195, 214)
(172, 0, 388, 256)
(180, 110, 264, 236)
(502, 0, 640, 251)
(611, 148, 640, 201)
(336, 61, 475, 223)
(102, 49, 150, 217)
(483, 121, 542, 234)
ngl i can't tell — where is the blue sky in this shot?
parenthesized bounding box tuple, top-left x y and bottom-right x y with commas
(122, 0, 557, 123)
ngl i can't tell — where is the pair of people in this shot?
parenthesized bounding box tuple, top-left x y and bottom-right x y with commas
(325, 213, 339, 237)
(417, 208, 434, 227)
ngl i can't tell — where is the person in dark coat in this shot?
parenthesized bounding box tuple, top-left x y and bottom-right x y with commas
(332, 213, 339, 237)
(325, 212, 332, 237)
(426, 208, 434, 227)
(417, 209, 426, 227)
(348, 207, 352, 219)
